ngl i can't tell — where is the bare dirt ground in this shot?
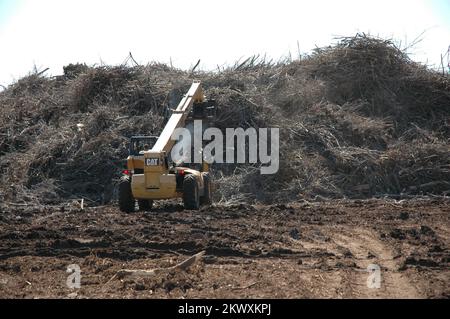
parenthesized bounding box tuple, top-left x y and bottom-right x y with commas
(0, 198, 449, 299)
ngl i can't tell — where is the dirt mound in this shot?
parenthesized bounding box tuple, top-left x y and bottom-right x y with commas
(0, 34, 449, 205)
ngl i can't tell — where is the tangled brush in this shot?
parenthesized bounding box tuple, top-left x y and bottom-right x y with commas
(1, 34, 449, 205)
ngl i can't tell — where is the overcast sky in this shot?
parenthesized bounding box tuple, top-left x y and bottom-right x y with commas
(0, 0, 449, 87)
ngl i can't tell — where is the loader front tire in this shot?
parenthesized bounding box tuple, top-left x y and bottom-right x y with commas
(183, 174, 200, 210)
(119, 177, 135, 213)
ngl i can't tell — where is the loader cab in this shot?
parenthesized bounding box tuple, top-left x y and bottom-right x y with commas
(129, 136, 158, 156)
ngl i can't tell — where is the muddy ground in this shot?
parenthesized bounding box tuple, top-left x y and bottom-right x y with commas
(0, 198, 448, 299)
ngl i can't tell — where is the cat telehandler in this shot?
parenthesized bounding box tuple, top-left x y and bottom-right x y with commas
(118, 81, 215, 212)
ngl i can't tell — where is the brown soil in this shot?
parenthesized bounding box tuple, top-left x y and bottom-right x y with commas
(0, 198, 448, 299)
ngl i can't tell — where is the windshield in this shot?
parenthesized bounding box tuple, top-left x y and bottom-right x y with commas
(129, 137, 157, 156)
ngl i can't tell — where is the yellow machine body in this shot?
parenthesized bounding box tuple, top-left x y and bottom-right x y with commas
(120, 81, 211, 209)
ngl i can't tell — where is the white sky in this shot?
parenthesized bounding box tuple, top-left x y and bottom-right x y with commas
(0, 0, 449, 87)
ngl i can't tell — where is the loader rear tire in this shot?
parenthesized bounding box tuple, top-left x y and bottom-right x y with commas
(138, 200, 153, 211)
(119, 177, 135, 213)
(200, 172, 212, 205)
(183, 174, 200, 210)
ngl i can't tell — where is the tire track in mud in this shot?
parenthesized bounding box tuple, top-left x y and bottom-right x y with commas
(331, 227, 421, 299)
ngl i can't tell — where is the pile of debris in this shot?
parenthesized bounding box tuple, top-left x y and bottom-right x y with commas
(0, 34, 449, 205)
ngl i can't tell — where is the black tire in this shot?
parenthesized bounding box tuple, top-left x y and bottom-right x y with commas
(183, 174, 200, 210)
(200, 172, 212, 205)
(118, 176, 135, 213)
(138, 199, 153, 211)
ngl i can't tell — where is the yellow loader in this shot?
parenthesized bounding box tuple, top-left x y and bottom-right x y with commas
(118, 81, 215, 212)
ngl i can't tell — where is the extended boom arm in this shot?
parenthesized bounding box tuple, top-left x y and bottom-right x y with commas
(151, 81, 204, 153)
